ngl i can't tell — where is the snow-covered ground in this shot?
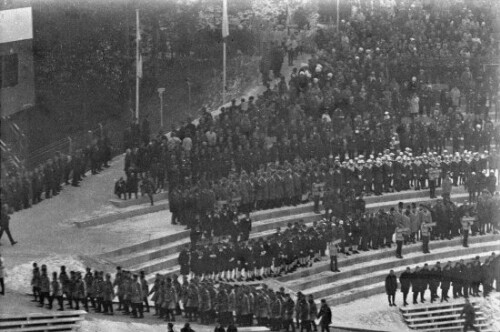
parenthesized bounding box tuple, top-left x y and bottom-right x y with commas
(330, 293, 411, 332)
(5, 254, 86, 294)
(330, 291, 500, 332)
(78, 318, 214, 332)
(479, 293, 500, 331)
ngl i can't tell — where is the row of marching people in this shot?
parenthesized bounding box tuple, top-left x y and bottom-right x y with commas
(30, 264, 149, 318)
(28, 262, 337, 331)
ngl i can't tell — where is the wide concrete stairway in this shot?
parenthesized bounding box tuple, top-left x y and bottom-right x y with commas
(279, 234, 499, 307)
(97, 188, 469, 283)
(0, 310, 87, 332)
(401, 300, 493, 331)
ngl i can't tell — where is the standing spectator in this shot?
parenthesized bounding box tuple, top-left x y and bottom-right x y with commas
(486, 171, 497, 194)
(126, 171, 139, 200)
(141, 175, 155, 206)
(399, 267, 411, 306)
(461, 211, 475, 248)
(409, 93, 420, 118)
(409, 203, 421, 243)
(328, 240, 340, 272)
(442, 173, 453, 201)
(440, 261, 452, 303)
(394, 221, 405, 259)
(420, 206, 433, 254)
(239, 213, 252, 242)
(385, 270, 398, 306)
(467, 172, 478, 202)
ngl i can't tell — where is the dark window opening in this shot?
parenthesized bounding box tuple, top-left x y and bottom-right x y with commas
(1, 53, 19, 88)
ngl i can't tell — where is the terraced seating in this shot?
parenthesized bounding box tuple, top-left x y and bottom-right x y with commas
(238, 327, 271, 332)
(0, 310, 86, 332)
(109, 191, 169, 208)
(400, 300, 494, 331)
(98, 188, 468, 284)
(278, 236, 499, 307)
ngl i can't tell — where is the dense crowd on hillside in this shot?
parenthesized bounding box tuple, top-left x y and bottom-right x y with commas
(115, 0, 500, 235)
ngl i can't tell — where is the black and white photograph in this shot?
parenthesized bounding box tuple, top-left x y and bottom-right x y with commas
(0, 0, 499, 331)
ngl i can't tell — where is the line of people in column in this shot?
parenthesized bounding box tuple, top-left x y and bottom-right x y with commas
(384, 253, 500, 307)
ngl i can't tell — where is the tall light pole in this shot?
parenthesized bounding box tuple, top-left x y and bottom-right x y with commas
(336, 0, 340, 32)
(157, 87, 165, 129)
(186, 78, 192, 114)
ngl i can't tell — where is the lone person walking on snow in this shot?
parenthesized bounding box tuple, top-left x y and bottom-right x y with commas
(0, 204, 17, 246)
(316, 299, 332, 332)
(0, 253, 5, 295)
(460, 298, 479, 332)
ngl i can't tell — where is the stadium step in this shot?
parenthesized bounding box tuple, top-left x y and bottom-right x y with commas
(300, 249, 496, 301)
(126, 194, 482, 283)
(405, 311, 484, 323)
(109, 191, 169, 208)
(100, 189, 470, 283)
(412, 324, 491, 332)
(251, 187, 454, 222)
(111, 237, 191, 268)
(80, 183, 465, 228)
(127, 251, 180, 275)
(74, 201, 169, 228)
(0, 310, 86, 332)
(145, 266, 181, 283)
(279, 234, 500, 285)
(400, 299, 492, 331)
(99, 229, 190, 259)
(316, 251, 494, 307)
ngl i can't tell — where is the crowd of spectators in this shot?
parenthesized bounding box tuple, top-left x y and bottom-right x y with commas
(385, 252, 500, 307)
(0, 136, 112, 214)
(116, 0, 500, 236)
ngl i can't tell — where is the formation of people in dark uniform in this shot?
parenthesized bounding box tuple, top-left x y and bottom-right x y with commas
(178, 190, 500, 281)
(385, 253, 500, 307)
(179, 221, 329, 282)
(0, 136, 111, 214)
(27, 262, 337, 331)
(30, 264, 151, 318)
(162, 147, 498, 231)
(27, 252, 500, 329)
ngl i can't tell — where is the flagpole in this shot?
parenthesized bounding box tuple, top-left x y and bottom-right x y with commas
(223, 40, 227, 104)
(135, 9, 140, 121)
(336, 0, 340, 32)
(222, 0, 228, 105)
